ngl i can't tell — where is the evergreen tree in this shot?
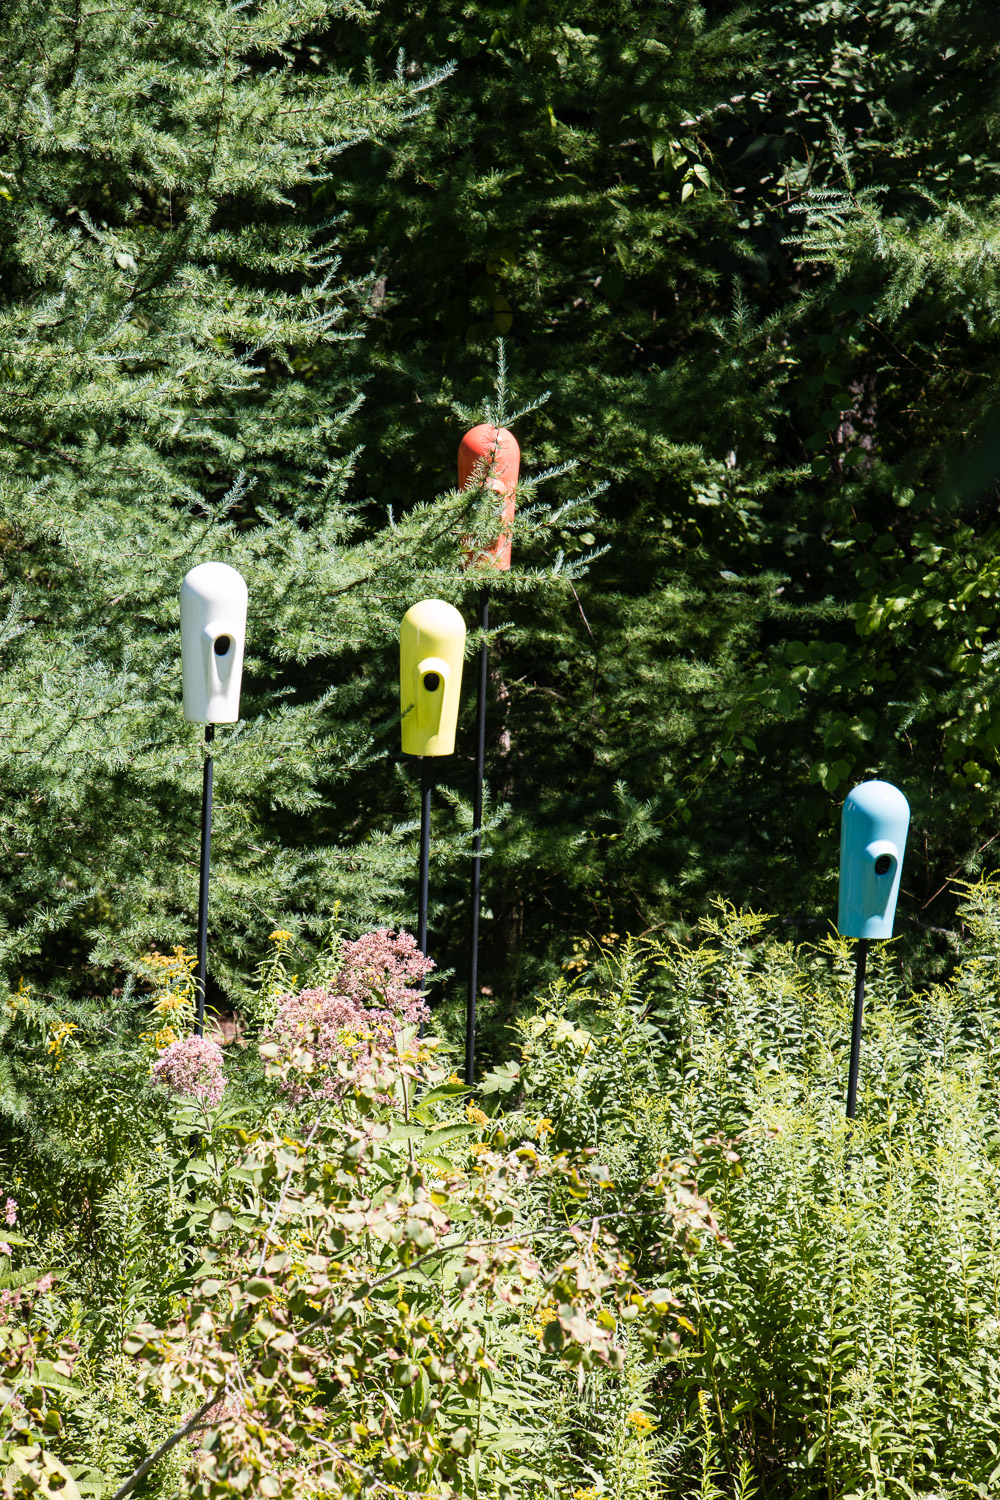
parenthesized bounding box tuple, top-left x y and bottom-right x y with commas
(323, 0, 782, 1007)
(720, 0, 1000, 934)
(4, 0, 1000, 1036)
(326, 0, 1000, 997)
(0, 0, 542, 1007)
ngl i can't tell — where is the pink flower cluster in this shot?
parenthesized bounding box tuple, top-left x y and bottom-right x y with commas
(335, 928, 433, 1022)
(0, 1198, 17, 1257)
(262, 928, 432, 1105)
(152, 1035, 227, 1106)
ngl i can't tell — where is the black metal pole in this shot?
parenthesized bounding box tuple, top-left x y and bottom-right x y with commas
(466, 588, 489, 1085)
(195, 723, 215, 1037)
(845, 937, 869, 1126)
(418, 756, 431, 967)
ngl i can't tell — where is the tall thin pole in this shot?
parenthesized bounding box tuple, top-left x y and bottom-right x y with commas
(195, 723, 214, 1037)
(466, 588, 489, 1085)
(418, 756, 431, 966)
(845, 936, 869, 1129)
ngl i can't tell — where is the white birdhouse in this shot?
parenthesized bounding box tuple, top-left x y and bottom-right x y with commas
(179, 562, 248, 724)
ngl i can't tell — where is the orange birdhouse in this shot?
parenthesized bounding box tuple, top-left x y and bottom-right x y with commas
(458, 424, 520, 571)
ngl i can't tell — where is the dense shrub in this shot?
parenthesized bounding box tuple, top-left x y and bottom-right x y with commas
(6, 886, 1000, 1494)
(0, 926, 703, 1496)
(495, 886, 1000, 1495)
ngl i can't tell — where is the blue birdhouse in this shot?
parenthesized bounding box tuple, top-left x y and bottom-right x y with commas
(838, 780, 910, 940)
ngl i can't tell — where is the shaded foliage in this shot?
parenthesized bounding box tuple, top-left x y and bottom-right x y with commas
(324, 0, 1000, 1009)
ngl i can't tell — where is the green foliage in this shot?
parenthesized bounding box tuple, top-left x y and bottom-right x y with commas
(0, 924, 708, 1497)
(7, 886, 1000, 1494)
(0, 0, 410, 994)
(7, 2, 1000, 1491)
(5, 0, 1000, 1016)
(495, 886, 1000, 1495)
(304, 0, 1000, 995)
(326, 0, 784, 999)
(0, 0, 596, 1009)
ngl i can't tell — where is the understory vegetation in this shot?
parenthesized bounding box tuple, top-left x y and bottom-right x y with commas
(5, 882, 1000, 1496)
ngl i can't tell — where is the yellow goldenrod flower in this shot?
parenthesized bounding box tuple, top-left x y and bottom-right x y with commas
(524, 1303, 559, 1344)
(139, 1025, 180, 1050)
(153, 989, 195, 1016)
(141, 948, 197, 1040)
(466, 1103, 488, 1126)
(627, 1409, 656, 1435)
(269, 929, 293, 944)
(143, 946, 196, 978)
(7, 977, 30, 1012)
(46, 1020, 79, 1067)
(535, 1117, 554, 1141)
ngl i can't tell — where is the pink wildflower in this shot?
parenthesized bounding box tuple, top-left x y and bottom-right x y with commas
(262, 928, 431, 1106)
(262, 990, 398, 1105)
(0, 1243, 11, 1257)
(152, 1035, 226, 1107)
(4, 1198, 16, 1227)
(335, 928, 433, 1022)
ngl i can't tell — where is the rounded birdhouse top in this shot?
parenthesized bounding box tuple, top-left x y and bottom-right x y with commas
(457, 425, 520, 493)
(402, 598, 466, 641)
(843, 780, 910, 823)
(180, 561, 248, 611)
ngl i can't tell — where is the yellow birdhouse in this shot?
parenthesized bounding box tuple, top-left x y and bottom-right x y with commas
(399, 599, 466, 756)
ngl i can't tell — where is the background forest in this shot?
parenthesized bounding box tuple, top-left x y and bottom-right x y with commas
(3, 0, 1000, 1023)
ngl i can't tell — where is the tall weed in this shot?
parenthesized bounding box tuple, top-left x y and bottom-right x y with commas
(493, 887, 1000, 1496)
